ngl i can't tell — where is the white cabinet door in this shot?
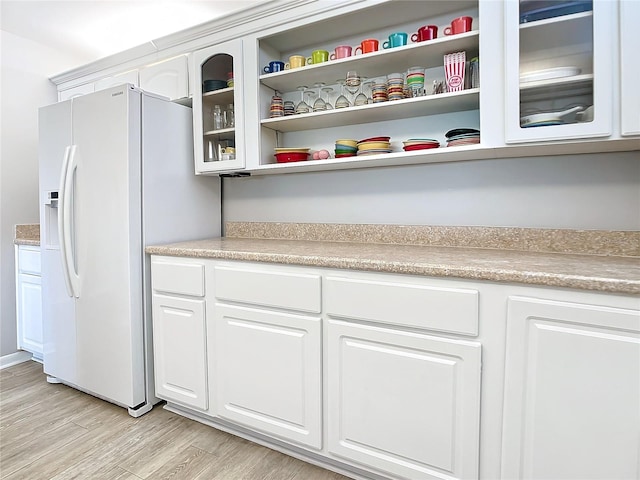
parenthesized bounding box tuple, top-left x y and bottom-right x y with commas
(94, 70, 139, 92)
(502, 296, 640, 480)
(504, 0, 614, 143)
(192, 39, 245, 173)
(211, 303, 322, 449)
(15, 246, 43, 360)
(327, 319, 482, 480)
(152, 293, 208, 410)
(620, 0, 640, 136)
(58, 83, 94, 102)
(139, 55, 189, 101)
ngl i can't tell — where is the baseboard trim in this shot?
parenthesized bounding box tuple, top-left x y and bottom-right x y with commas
(0, 351, 33, 369)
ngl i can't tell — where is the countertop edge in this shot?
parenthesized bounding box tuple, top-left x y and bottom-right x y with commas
(145, 244, 640, 296)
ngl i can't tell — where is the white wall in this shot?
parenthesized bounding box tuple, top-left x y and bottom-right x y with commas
(223, 151, 640, 230)
(0, 31, 84, 357)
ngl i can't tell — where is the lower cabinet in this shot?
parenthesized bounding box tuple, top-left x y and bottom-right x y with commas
(327, 319, 482, 480)
(149, 255, 639, 480)
(15, 245, 43, 360)
(152, 293, 208, 410)
(502, 296, 640, 480)
(211, 303, 322, 449)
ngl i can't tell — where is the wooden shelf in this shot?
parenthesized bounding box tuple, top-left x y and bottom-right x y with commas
(520, 74, 593, 102)
(259, 31, 479, 94)
(261, 89, 479, 132)
(203, 87, 234, 105)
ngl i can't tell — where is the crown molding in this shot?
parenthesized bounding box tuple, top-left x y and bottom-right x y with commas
(49, 0, 322, 86)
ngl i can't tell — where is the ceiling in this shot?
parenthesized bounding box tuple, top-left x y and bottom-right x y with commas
(0, 0, 264, 65)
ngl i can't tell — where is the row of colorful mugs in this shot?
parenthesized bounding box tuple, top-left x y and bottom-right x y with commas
(263, 16, 473, 73)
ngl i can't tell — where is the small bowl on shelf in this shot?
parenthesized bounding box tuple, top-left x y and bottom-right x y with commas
(274, 151, 310, 163)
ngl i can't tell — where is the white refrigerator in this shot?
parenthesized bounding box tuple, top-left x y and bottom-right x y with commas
(38, 84, 220, 416)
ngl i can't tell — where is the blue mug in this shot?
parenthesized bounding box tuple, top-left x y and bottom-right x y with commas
(264, 61, 285, 73)
(383, 32, 408, 49)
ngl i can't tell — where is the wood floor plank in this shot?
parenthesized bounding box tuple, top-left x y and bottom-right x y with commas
(145, 446, 216, 480)
(0, 361, 352, 480)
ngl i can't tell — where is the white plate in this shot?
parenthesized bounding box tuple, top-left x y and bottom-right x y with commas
(520, 66, 581, 84)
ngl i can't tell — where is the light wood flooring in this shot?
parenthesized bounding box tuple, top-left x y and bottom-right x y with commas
(0, 361, 349, 480)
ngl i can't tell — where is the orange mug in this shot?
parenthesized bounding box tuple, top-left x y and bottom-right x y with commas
(354, 38, 379, 55)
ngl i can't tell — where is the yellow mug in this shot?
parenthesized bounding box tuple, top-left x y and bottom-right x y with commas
(285, 55, 306, 69)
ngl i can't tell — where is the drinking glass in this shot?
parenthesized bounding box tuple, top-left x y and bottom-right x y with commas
(312, 82, 326, 112)
(334, 80, 350, 108)
(295, 85, 310, 114)
(345, 71, 361, 104)
(353, 76, 368, 106)
(321, 86, 334, 109)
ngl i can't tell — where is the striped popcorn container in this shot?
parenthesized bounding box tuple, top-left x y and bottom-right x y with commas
(444, 51, 466, 92)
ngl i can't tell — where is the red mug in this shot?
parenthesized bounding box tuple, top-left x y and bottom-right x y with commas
(411, 25, 438, 42)
(444, 16, 472, 35)
(354, 38, 379, 55)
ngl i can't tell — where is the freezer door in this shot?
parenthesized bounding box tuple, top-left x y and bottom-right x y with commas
(39, 100, 77, 382)
(70, 86, 145, 408)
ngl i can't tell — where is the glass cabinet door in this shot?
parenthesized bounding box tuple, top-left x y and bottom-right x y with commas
(504, 0, 614, 143)
(193, 40, 244, 173)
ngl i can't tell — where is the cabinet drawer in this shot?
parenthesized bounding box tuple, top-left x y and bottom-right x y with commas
(151, 259, 205, 297)
(214, 266, 321, 313)
(326, 276, 478, 336)
(18, 247, 41, 276)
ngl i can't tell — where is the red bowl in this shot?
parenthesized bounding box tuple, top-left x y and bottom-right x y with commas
(403, 143, 440, 151)
(274, 152, 309, 163)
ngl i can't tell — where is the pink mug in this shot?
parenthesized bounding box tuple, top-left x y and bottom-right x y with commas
(354, 38, 379, 55)
(444, 16, 473, 35)
(412, 25, 438, 42)
(330, 45, 353, 60)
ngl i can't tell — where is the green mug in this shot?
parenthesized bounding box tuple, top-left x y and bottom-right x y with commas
(306, 49, 329, 65)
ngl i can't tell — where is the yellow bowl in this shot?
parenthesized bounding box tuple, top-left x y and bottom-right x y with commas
(335, 139, 358, 148)
(357, 141, 391, 150)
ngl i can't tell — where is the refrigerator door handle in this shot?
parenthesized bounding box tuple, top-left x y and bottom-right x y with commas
(60, 145, 80, 298)
(58, 146, 74, 298)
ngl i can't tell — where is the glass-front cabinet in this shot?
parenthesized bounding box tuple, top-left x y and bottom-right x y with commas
(192, 40, 244, 174)
(504, 0, 614, 143)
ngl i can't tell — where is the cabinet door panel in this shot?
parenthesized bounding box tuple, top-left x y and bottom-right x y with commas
(17, 273, 43, 358)
(212, 303, 321, 449)
(152, 294, 207, 410)
(139, 55, 189, 101)
(328, 319, 481, 480)
(503, 296, 640, 480)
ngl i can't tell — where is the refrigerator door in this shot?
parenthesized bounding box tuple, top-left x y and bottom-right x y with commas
(39, 100, 77, 383)
(70, 85, 145, 407)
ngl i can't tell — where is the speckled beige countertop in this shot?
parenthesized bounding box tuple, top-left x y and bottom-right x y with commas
(14, 224, 40, 246)
(146, 223, 640, 295)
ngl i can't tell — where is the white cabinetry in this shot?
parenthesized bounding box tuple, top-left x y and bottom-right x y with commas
(504, 0, 614, 143)
(94, 69, 139, 92)
(249, 1, 481, 174)
(192, 40, 245, 173)
(210, 264, 322, 448)
(139, 55, 189, 101)
(325, 274, 482, 480)
(15, 245, 43, 360)
(619, 0, 640, 136)
(151, 258, 208, 410)
(502, 295, 640, 480)
(58, 83, 95, 102)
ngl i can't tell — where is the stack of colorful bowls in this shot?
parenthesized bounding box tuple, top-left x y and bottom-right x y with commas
(335, 139, 358, 158)
(445, 128, 480, 147)
(274, 147, 310, 163)
(402, 138, 440, 151)
(386, 73, 404, 101)
(357, 136, 392, 156)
